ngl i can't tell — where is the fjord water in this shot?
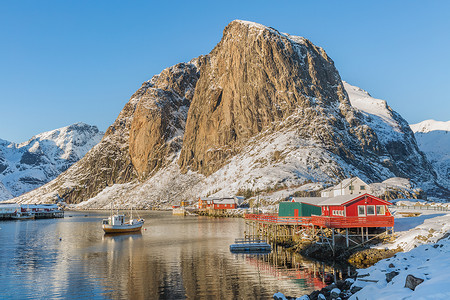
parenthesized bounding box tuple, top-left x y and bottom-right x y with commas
(0, 211, 343, 299)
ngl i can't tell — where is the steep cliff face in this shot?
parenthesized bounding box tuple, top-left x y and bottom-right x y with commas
(178, 20, 434, 186)
(179, 20, 353, 176)
(129, 60, 201, 179)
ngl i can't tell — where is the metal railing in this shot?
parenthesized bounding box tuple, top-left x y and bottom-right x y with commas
(389, 205, 450, 211)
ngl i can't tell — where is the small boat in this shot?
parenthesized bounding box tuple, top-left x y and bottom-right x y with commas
(11, 211, 35, 220)
(229, 238, 271, 253)
(102, 204, 144, 234)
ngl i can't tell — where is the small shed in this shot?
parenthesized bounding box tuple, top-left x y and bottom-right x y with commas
(278, 200, 321, 217)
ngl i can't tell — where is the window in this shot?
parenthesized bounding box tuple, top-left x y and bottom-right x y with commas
(377, 205, 386, 215)
(358, 205, 365, 216)
(360, 186, 366, 190)
(367, 205, 375, 215)
(349, 185, 354, 190)
(332, 210, 344, 216)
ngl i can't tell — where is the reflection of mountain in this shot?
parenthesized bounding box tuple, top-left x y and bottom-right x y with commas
(1, 212, 346, 298)
(90, 214, 322, 298)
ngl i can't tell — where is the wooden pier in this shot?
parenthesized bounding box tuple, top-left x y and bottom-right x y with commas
(244, 214, 394, 254)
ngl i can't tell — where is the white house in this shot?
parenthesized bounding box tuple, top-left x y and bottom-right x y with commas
(0, 203, 19, 214)
(321, 177, 371, 197)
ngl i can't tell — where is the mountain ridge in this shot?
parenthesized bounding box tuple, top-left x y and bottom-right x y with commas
(12, 20, 446, 207)
(411, 120, 450, 194)
(0, 122, 103, 200)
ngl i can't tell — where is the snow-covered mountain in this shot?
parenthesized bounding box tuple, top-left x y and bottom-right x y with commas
(13, 20, 446, 208)
(0, 123, 104, 199)
(410, 120, 450, 190)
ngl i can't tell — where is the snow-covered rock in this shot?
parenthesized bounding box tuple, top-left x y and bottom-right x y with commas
(0, 123, 103, 199)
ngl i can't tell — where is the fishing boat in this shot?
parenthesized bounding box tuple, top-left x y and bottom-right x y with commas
(11, 211, 35, 220)
(102, 205, 144, 234)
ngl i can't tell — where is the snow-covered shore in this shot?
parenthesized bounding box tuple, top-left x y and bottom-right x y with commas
(274, 203, 450, 299)
(348, 206, 450, 299)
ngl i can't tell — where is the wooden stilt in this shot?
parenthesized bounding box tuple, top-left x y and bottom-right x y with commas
(346, 228, 349, 247)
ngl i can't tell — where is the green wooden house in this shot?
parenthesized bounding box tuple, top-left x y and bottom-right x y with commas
(278, 200, 322, 217)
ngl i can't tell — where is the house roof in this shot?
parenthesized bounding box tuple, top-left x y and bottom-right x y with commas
(26, 204, 59, 209)
(292, 197, 326, 206)
(329, 177, 368, 190)
(200, 197, 215, 201)
(315, 194, 360, 206)
(291, 194, 392, 207)
(0, 203, 19, 208)
(213, 198, 236, 205)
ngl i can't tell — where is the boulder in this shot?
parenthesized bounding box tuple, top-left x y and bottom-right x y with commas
(404, 274, 424, 291)
(385, 271, 399, 283)
(330, 288, 341, 299)
(350, 285, 363, 294)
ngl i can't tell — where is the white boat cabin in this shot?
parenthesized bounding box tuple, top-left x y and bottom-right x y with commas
(103, 214, 125, 226)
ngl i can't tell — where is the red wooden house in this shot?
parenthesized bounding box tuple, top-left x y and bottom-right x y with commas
(287, 193, 394, 228)
(300, 193, 393, 228)
(198, 197, 245, 210)
(313, 194, 392, 217)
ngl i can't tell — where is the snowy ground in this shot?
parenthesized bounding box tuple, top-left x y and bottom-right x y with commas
(350, 236, 450, 299)
(349, 204, 450, 299)
(275, 202, 450, 299)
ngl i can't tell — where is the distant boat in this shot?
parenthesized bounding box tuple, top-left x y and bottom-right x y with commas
(12, 205, 35, 220)
(11, 211, 35, 220)
(102, 204, 144, 234)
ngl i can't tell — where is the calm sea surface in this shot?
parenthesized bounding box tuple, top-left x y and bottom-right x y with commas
(0, 211, 348, 299)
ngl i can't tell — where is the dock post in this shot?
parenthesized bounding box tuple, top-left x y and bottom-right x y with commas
(346, 228, 349, 247)
(361, 227, 364, 242)
(332, 228, 335, 252)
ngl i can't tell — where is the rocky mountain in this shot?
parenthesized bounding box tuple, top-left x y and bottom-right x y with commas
(13, 20, 445, 208)
(0, 123, 103, 200)
(410, 120, 450, 192)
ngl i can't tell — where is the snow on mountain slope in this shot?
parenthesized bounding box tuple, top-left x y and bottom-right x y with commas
(0, 123, 104, 199)
(0, 181, 13, 201)
(410, 120, 450, 133)
(344, 81, 405, 143)
(411, 120, 450, 188)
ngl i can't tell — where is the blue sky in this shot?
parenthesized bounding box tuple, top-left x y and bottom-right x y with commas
(1, 1, 449, 143)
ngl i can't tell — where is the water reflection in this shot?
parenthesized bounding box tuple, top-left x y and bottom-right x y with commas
(0, 212, 353, 299)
